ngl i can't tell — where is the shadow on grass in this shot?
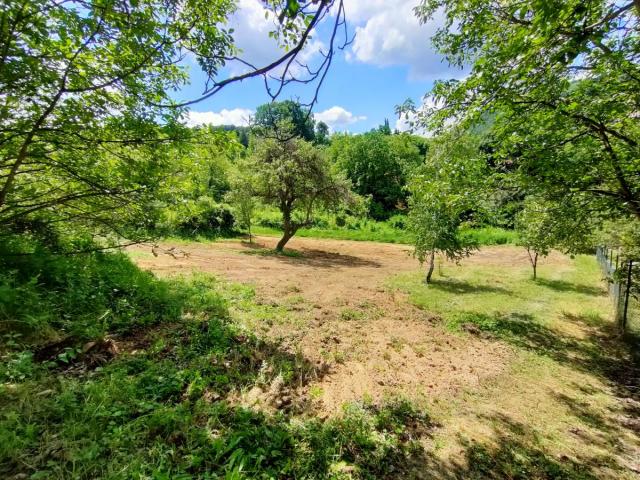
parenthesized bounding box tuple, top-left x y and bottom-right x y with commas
(444, 413, 603, 479)
(453, 310, 640, 407)
(428, 278, 511, 295)
(399, 411, 612, 480)
(535, 278, 607, 297)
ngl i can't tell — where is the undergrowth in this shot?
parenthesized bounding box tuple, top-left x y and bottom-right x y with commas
(0, 237, 428, 479)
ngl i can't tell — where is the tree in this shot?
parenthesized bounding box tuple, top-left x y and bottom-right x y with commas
(251, 138, 352, 251)
(154, 128, 242, 236)
(254, 101, 316, 141)
(0, 0, 348, 247)
(408, 132, 486, 283)
(410, 0, 640, 227)
(315, 121, 331, 145)
(226, 171, 258, 243)
(516, 197, 597, 280)
(515, 199, 554, 281)
(329, 132, 423, 219)
(377, 119, 392, 135)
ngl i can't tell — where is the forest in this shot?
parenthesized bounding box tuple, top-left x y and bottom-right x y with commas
(1, 0, 639, 479)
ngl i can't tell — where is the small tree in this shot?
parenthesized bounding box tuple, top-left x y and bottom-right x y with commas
(516, 197, 595, 280)
(408, 132, 486, 283)
(226, 174, 258, 243)
(409, 196, 478, 284)
(251, 138, 352, 251)
(515, 199, 553, 280)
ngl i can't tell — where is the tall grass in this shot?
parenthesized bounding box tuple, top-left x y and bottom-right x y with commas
(252, 212, 518, 246)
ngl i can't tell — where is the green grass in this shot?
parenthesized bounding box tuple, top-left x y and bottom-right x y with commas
(0, 239, 428, 479)
(3, 236, 635, 479)
(252, 224, 517, 246)
(388, 254, 609, 339)
(249, 207, 518, 246)
(387, 253, 640, 479)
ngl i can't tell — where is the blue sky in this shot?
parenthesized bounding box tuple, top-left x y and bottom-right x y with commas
(178, 0, 462, 133)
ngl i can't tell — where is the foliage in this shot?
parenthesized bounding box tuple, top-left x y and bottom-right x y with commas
(0, 236, 429, 479)
(254, 100, 316, 141)
(411, 0, 640, 231)
(329, 132, 424, 219)
(0, 0, 240, 241)
(250, 138, 353, 251)
(152, 127, 243, 237)
(408, 132, 486, 282)
(315, 121, 331, 145)
(226, 168, 259, 242)
(515, 197, 595, 279)
(0, 0, 345, 244)
(0, 240, 189, 345)
(251, 206, 518, 246)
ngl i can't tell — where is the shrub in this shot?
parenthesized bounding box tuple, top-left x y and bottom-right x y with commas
(178, 202, 235, 236)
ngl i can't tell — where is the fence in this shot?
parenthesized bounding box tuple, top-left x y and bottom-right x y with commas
(596, 246, 638, 333)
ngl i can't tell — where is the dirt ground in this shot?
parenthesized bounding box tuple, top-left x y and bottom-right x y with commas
(130, 236, 529, 414)
(129, 236, 640, 478)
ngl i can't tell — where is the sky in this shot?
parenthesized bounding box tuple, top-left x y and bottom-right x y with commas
(178, 0, 464, 134)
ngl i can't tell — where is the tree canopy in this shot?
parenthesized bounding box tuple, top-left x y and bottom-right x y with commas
(329, 132, 424, 219)
(408, 131, 486, 283)
(254, 100, 316, 142)
(0, 0, 347, 246)
(405, 0, 640, 262)
(250, 138, 352, 251)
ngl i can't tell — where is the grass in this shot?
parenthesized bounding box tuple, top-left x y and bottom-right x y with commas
(252, 224, 517, 246)
(249, 205, 518, 246)
(3, 236, 638, 479)
(0, 239, 428, 479)
(389, 251, 640, 479)
(389, 254, 609, 338)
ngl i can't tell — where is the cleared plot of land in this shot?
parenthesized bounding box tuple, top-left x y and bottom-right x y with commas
(131, 237, 513, 410)
(130, 236, 640, 479)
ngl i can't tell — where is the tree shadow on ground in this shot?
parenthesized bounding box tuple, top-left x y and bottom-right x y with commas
(456, 310, 639, 397)
(535, 278, 607, 297)
(238, 242, 382, 268)
(400, 411, 617, 479)
(428, 278, 512, 295)
(455, 309, 640, 476)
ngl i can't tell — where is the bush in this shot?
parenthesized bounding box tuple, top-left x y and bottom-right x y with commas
(0, 239, 189, 347)
(387, 214, 407, 230)
(178, 203, 235, 236)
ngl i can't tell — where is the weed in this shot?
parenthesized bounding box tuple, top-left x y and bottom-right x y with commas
(340, 308, 364, 321)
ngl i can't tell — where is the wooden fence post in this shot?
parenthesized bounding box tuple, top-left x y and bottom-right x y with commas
(621, 260, 633, 333)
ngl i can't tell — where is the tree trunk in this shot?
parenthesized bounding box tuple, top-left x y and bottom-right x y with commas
(276, 230, 294, 252)
(527, 248, 538, 280)
(276, 216, 296, 252)
(425, 250, 435, 284)
(276, 207, 297, 252)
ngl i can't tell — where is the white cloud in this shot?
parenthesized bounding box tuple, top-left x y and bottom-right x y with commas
(395, 95, 450, 136)
(186, 108, 253, 127)
(345, 0, 463, 80)
(395, 115, 413, 133)
(315, 106, 366, 130)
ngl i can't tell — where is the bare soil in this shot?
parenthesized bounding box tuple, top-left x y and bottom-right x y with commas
(131, 236, 520, 414)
